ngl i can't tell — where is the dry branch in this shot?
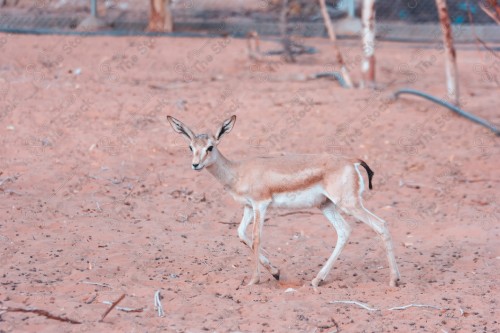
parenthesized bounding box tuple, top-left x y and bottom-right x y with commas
(328, 300, 379, 311)
(467, 3, 500, 60)
(435, 0, 459, 105)
(388, 303, 443, 311)
(102, 301, 144, 313)
(154, 290, 165, 317)
(329, 300, 446, 312)
(100, 293, 126, 322)
(1, 306, 81, 324)
(318, 0, 353, 88)
(479, 1, 500, 24)
(81, 281, 112, 288)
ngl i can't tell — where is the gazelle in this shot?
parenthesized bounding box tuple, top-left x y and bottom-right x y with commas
(167, 115, 400, 288)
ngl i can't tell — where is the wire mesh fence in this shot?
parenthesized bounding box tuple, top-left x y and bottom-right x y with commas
(376, 0, 495, 24)
(0, 0, 498, 41)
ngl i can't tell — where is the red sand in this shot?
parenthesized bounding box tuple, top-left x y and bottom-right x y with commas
(0, 33, 498, 332)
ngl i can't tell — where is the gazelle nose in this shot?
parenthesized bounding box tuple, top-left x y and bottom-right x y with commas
(192, 163, 199, 168)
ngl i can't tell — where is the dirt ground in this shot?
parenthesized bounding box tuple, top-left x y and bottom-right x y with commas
(0, 32, 499, 333)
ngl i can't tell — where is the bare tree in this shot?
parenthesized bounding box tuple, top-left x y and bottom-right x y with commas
(435, 0, 459, 105)
(318, 0, 353, 88)
(361, 0, 376, 88)
(148, 0, 173, 32)
(479, 0, 500, 24)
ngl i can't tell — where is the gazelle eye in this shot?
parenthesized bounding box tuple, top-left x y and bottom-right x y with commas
(189, 146, 193, 152)
(207, 146, 213, 152)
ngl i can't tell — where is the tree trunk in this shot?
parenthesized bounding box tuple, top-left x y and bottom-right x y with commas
(318, 0, 353, 88)
(435, 0, 459, 105)
(280, 0, 295, 63)
(147, 0, 173, 32)
(361, 0, 376, 88)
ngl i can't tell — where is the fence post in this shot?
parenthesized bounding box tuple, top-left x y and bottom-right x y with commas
(90, 0, 97, 18)
(361, 0, 376, 88)
(147, 0, 173, 32)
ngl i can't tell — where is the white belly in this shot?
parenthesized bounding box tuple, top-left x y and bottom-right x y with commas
(271, 184, 326, 209)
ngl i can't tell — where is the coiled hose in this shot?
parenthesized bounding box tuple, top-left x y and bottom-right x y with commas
(393, 88, 500, 136)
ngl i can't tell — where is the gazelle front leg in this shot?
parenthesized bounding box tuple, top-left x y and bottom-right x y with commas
(312, 200, 352, 288)
(248, 201, 270, 285)
(238, 206, 280, 279)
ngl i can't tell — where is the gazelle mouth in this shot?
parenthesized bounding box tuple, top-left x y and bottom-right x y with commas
(192, 166, 204, 171)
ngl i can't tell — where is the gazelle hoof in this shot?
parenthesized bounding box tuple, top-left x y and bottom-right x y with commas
(247, 275, 260, 286)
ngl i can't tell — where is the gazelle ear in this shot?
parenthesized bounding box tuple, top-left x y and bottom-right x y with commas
(167, 116, 195, 141)
(215, 115, 236, 141)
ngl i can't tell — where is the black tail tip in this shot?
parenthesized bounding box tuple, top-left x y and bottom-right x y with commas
(359, 160, 374, 190)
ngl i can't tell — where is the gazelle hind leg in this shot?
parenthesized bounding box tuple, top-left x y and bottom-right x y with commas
(312, 200, 352, 288)
(248, 201, 270, 285)
(349, 164, 400, 286)
(348, 205, 400, 286)
(237, 206, 280, 279)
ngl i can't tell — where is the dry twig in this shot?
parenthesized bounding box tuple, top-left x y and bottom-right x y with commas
(479, 1, 500, 24)
(328, 300, 379, 311)
(81, 281, 112, 288)
(154, 290, 165, 317)
(102, 301, 144, 313)
(388, 303, 443, 311)
(467, 2, 500, 60)
(1, 306, 81, 324)
(100, 293, 126, 322)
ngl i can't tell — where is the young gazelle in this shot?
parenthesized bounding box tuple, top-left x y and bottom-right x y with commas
(167, 115, 400, 288)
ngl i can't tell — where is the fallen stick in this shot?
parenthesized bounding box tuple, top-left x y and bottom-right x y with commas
(1, 306, 81, 324)
(398, 179, 443, 193)
(85, 293, 98, 304)
(388, 303, 443, 311)
(154, 290, 165, 317)
(81, 281, 112, 288)
(100, 293, 126, 322)
(329, 300, 445, 312)
(102, 301, 144, 313)
(328, 300, 379, 311)
(277, 210, 321, 217)
(0, 174, 19, 187)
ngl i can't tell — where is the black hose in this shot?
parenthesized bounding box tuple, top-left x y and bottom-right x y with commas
(393, 88, 500, 136)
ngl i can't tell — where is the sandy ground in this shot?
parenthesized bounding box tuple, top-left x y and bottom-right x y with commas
(0, 32, 499, 333)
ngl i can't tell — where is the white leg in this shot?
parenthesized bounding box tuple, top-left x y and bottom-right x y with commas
(348, 205, 401, 287)
(237, 206, 280, 279)
(312, 200, 352, 288)
(248, 201, 270, 285)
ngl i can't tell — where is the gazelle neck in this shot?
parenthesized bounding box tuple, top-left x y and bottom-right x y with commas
(206, 149, 238, 188)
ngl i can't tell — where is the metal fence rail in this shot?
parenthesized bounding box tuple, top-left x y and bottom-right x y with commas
(0, 0, 498, 42)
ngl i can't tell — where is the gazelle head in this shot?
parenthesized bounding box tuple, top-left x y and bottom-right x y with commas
(167, 115, 236, 171)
